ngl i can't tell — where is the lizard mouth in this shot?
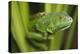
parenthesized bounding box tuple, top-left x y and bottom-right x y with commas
(47, 23, 71, 34)
(53, 24, 71, 33)
(59, 25, 71, 31)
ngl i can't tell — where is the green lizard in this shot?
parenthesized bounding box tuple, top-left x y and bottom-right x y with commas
(26, 12, 73, 51)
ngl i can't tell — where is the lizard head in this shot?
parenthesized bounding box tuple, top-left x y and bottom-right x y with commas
(34, 12, 73, 34)
(46, 12, 73, 33)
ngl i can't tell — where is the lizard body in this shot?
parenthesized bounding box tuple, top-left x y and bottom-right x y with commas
(27, 12, 73, 50)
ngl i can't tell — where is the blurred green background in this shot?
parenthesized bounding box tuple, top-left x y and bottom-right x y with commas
(9, 1, 78, 53)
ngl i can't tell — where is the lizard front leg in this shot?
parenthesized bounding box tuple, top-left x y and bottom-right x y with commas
(26, 32, 48, 51)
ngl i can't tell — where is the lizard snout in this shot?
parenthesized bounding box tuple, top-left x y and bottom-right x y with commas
(67, 16, 73, 23)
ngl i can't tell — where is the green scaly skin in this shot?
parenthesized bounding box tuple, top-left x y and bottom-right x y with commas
(27, 12, 73, 50)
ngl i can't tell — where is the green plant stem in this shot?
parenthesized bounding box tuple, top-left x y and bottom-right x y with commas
(18, 2, 35, 51)
(45, 3, 52, 12)
(18, 2, 29, 33)
(55, 4, 64, 12)
(64, 8, 77, 49)
(11, 2, 28, 52)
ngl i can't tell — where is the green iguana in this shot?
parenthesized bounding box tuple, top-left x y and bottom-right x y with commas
(27, 12, 73, 50)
